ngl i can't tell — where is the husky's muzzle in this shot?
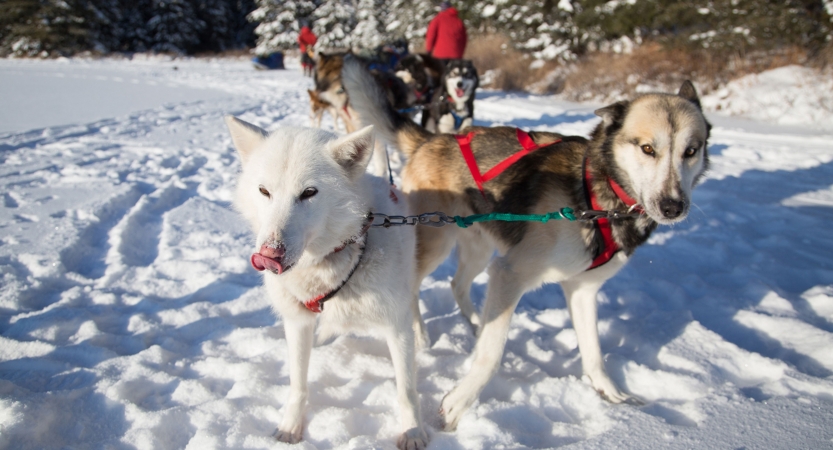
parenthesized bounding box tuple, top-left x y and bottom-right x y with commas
(251, 243, 288, 274)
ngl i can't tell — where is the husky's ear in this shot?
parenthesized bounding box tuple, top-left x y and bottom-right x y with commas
(678, 80, 703, 110)
(594, 100, 630, 127)
(224, 116, 268, 163)
(329, 125, 375, 178)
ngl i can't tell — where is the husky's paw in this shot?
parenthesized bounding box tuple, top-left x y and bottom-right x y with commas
(396, 427, 428, 450)
(586, 372, 643, 405)
(272, 420, 303, 444)
(438, 386, 477, 431)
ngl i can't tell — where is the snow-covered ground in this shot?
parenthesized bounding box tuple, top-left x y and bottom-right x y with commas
(1, 56, 832, 449)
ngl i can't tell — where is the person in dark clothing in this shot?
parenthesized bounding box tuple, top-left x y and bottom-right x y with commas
(425, 1, 467, 60)
(298, 25, 317, 77)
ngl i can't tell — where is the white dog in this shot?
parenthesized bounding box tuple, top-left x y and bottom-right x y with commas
(225, 116, 427, 449)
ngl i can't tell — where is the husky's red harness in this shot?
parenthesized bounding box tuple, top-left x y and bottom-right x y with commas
(454, 128, 560, 194)
(583, 160, 640, 270)
(453, 128, 640, 271)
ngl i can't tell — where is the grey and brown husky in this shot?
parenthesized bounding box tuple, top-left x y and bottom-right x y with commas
(342, 58, 710, 430)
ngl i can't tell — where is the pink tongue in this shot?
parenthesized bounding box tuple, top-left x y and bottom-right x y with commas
(250, 253, 284, 274)
(455, 88, 464, 98)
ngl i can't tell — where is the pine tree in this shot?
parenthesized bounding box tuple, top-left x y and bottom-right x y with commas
(146, 0, 206, 53)
(250, 0, 318, 54)
(385, 0, 434, 44)
(0, 0, 91, 56)
(311, 0, 355, 50)
(353, 0, 385, 49)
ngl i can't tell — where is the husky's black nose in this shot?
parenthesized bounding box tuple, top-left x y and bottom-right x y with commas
(456, 81, 463, 88)
(660, 198, 685, 219)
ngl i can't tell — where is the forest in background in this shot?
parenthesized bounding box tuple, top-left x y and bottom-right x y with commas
(1, 0, 831, 95)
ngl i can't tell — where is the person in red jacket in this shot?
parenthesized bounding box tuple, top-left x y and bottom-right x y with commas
(425, 1, 467, 60)
(298, 25, 317, 77)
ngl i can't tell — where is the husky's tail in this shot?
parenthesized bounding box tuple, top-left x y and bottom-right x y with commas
(341, 56, 432, 159)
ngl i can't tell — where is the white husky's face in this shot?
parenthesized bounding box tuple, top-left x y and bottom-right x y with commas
(225, 117, 374, 274)
(444, 64, 478, 103)
(601, 93, 710, 225)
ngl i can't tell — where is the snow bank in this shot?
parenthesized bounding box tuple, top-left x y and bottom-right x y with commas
(701, 65, 833, 131)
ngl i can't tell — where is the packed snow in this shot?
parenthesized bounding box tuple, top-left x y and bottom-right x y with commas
(1, 56, 832, 449)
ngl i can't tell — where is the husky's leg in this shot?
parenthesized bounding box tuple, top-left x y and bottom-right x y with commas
(560, 255, 637, 404)
(273, 314, 315, 443)
(411, 223, 458, 349)
(440, 255, 531, 431)
(451, 230, 492, 335)
(386, 325, 428, 450)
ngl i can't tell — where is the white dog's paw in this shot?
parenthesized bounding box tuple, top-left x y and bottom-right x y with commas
(396, 427, 428, 450)
(272, 419, 304, 444)
(586, 372, 643, 405)
(467, 312, 482, 337)
(439, 386, 477, 431)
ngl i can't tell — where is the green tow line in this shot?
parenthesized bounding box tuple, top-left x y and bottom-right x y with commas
(452, 207, 577, 228)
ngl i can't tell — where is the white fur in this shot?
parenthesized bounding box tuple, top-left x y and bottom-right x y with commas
(225, 116, 427, 449)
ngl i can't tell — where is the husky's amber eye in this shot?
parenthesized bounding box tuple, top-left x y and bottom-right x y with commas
(641, 144, 655, 156)
(258, 186, 270, 198)
(684, 146, 698, 158)
(300, 187, 318, 200)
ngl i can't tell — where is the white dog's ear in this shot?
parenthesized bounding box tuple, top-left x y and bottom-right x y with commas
(224, 115, 268, 162)
(329, 125, 375, 178)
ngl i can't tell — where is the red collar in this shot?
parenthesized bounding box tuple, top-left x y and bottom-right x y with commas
(583, 160, 641, 270)
(303, 216, 372, 313)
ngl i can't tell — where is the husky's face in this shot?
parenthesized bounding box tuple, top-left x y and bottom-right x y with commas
(225, 117, 375, 274)
(444, 60, 478, 102)
(395, 55, 430, 93)
(597, 82, 710, 225)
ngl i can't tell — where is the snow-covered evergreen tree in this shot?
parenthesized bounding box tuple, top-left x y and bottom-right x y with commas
(249, 0, 317, 54)
(352, 0, 385, 49)
(311, 0, 355, 50)
(385, 0, 434, 45)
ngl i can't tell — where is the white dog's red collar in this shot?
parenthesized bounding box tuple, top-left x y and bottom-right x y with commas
(303, 215, 373, 313)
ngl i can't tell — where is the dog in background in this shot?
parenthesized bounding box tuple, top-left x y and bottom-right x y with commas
(394, 53, 444, 126)
(306, 89, 345, 130)
(226, 117, 428, 449)
(425, 59, 479, 134)
(342, 57, 711, 430)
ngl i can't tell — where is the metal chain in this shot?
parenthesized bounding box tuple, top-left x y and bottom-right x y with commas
(368, 208, 643, 229)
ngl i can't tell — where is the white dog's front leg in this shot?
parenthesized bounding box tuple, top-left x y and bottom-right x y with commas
(273, 315, 315, 443)
(385, 326, 427, 450)
(561, 259, 637, 404)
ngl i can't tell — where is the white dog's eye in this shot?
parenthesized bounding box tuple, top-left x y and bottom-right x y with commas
(684, 146, 698, 158)
(300, 187, 318, 200)
(640, 144, 655, 156)
(258, 185, 271, 198)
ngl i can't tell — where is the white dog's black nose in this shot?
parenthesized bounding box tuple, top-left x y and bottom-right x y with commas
(456, 81, 463, 88)
(660, 198, 685, 219)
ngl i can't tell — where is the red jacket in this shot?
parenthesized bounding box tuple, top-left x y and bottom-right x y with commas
(298, 26, 317, 53)
(425, 8, 467, 59)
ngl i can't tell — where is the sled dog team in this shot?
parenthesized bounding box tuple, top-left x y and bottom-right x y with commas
(226, 56, 710, 449)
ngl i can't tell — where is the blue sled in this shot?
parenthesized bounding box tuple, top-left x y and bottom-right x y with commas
(252, 52, 285, 70)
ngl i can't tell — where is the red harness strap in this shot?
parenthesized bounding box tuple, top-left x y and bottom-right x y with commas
(455, 128, 561, 193)
(584, 162, 640, 270)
